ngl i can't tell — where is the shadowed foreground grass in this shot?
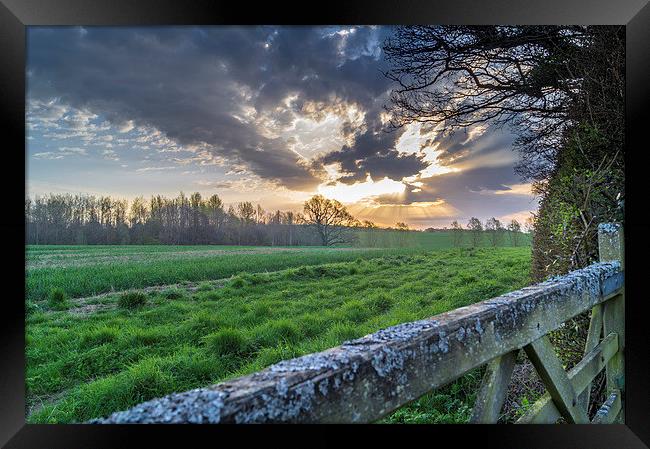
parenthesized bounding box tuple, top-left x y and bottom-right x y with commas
(27, 247, 531, 423)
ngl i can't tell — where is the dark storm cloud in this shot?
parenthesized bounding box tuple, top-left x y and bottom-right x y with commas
(28, 27, 311, 189)
(412, 165, 522, 201)
(27, 26, 523, 193)
(319, 122, 427, 183)
(27, 26, 403, 190)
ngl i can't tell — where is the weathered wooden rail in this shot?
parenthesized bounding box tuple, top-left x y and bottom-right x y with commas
(92, 223, 624, 424)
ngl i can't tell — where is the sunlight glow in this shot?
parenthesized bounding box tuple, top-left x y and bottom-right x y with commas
(498, 209, 535, 225)
(493, 183, 533, 196)
(395, 123, 458, 179)
(417, 148, 459, 178)
(348, 199, 459, 229)
(451, 148, 519, 170)
(317, 175, 406, 204)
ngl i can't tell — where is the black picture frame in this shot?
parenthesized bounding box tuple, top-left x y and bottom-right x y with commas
(2, 1, 649, 447)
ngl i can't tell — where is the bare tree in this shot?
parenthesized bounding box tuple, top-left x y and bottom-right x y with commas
(236, 202, 256, 245)
(302, 195, 355, 246)
(485, 217, 505, 247)
(383, 26, 623, 182)
(507, 219, 522, 246)
(285, 211, 295, 246)
(362, 220, 379, 247)
(466, 217, 483, 247)
(450, 220, 464, 247)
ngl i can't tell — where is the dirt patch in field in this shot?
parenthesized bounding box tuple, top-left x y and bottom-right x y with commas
(48, 279, 227, 317)
(67, 303, 114, 317)
(27, 387, 74, 419)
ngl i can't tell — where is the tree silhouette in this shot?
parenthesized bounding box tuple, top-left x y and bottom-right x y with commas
(485, 217, 505, 247)
(383, 26, 624, 184)
(466, 217, 483, 247)
(302, 195, 355, 246)
(507, 219, 522, 246)
(450, 220, 464, 247)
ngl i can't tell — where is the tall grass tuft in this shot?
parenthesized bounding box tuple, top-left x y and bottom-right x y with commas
(203, 329, 250, 356)
(48, 288, 69, 310)
(118, 292, 147, 310)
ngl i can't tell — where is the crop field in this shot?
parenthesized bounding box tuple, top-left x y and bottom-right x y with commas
(26, 240, 532, 424)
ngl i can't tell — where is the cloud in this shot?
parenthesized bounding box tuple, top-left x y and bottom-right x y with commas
(26, 26, 533, 228)
(424, 125, 516, 169)
(318, 119, 429, 184)
(492, 183, 533, 196)
(27, 26, 398, 191)
(32, 147, 87, 159)
(32, 152, 64, 160)
(27, 99, 69, 125)
(402, 165, 538, 222)
(498, 209, 535, 225)
(118, 120, 135, 133)
(135, 166, 176, 173)
(102, 149, 120, 161)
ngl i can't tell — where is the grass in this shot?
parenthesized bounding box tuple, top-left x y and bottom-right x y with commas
(47, 288, 69, 311)
(26, 246, 531, 423)
(118, 292, 147, 310)
(25, 231, 530, 304)
(355, 230, 531, 250)
(26, 246, 423, 303)
(380, 367, 484, 424)
(161, 288, 185, 300)
(203, 329, 251, 357)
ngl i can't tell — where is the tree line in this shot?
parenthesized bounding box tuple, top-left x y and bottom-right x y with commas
(25, 192, 529, 247)
(24, 193, 419, 247)
(25, 192, 306, 246)
(448, 217, 528, 248)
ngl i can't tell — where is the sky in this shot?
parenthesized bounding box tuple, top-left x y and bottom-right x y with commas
(26, 26, 538, 229)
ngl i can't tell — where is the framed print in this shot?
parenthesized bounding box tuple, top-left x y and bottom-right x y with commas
(2, 0, 649, 447)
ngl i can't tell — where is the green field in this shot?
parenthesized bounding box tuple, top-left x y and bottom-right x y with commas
(26, 240, 532, 424)
(26, 245, 416, 304)
(356, 229, 531, 250)
(26, 231, 529, 304)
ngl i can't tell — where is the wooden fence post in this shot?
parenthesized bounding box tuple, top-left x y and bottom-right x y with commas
(469, 351, 517, 423)
(597, 222, 625, 423)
